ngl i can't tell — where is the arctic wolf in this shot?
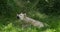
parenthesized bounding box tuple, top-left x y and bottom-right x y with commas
(17, 13, 48, 28)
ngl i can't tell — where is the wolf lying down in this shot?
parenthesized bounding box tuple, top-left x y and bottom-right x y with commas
(17, 13, 48, 28)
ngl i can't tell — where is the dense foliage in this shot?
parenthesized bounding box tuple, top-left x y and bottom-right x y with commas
(0, 0, 60, 32)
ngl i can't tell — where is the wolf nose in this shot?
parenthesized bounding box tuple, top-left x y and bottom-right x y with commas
(17, 16, 20, 19)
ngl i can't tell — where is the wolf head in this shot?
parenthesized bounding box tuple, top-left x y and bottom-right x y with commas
(17, 13, 26, 20)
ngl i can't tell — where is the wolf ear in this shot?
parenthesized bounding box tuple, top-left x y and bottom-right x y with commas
(24, 13, 26, 16)
(24, 13, 26, 18)
(25, 13, 26, 15)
